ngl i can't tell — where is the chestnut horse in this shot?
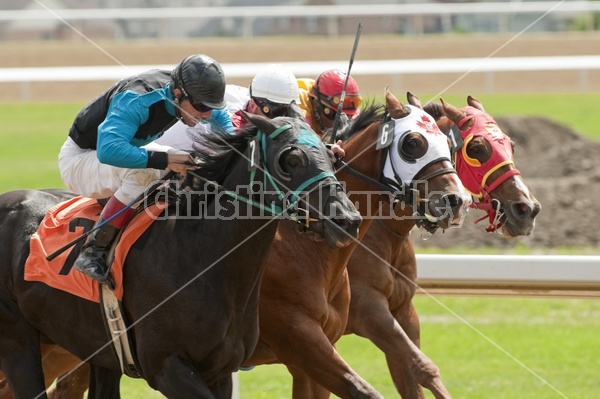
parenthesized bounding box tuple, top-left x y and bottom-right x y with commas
(0, 113, 362, 399)
(343, 94, 541, 398)
(241, 89, 471, 398)
(3, 90, 472, 399)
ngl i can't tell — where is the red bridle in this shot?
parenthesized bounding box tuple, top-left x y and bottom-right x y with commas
(453, 107, 521, 233)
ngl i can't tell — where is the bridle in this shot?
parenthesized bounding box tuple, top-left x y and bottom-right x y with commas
(186, 124, 339, 229)
(447, 111, 522, 233)
(333, 111, 457, 228)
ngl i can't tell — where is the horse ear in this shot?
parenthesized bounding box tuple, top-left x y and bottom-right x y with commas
(385, 86, 410, 119)
(241, 110, 277, 135)
(467, 95, 485, 112)
(440, 98, 468, 130)
(435, 117, 453, 135)
(406, 91, 423, 110)
(287, 101, 307, 121)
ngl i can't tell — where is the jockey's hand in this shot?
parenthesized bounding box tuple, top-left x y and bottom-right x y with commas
(167, 153, 198, 177)
(330, 140, 345, 158)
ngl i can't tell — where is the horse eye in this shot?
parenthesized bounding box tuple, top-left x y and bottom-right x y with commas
(277, 148, 307, 179)
(466, 137, 492, 164)
(399, 133, 428, 162)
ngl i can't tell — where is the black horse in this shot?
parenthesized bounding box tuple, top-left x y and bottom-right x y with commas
(0, 112, 361, 399)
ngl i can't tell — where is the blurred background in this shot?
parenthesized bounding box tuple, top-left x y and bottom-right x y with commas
(1, 0, 600, 101)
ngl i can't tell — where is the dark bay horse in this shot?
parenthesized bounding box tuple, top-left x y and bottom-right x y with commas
(2, 91, 473, 399)
(242, 89, 471, 398)
(343, 94, 541, 398)
(0, 112, 362, 399)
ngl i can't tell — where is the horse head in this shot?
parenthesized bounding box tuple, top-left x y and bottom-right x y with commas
(423, 95, 541, 237)
(381, 89, 471, 232)
(192, 112, 361, 248)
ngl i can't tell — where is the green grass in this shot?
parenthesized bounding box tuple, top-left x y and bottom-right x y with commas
(235, 296, 600, 399)
(0, 103, 80, 191)
(2, 98, 599, 397)
(116, 296, 600, 398)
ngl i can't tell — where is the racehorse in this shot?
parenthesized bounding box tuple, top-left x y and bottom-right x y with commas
(0, 112, 362, 399)
(343, 94, 541, 398)
(241, 89, 471, 398)
(9, 89, 472, 399)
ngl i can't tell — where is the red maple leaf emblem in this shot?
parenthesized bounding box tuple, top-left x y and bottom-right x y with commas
(416, 114, 439, 134)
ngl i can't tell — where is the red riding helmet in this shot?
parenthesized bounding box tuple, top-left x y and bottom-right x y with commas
(311, 69, 362, 118)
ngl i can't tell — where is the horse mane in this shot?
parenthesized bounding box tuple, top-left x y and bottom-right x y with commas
(422, 101, 444, 122)
(337, 100, 385, 142)
(189, 123, 256, 183)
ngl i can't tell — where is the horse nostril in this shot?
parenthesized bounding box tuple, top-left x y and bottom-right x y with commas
(333, 214, 361, 231)
(512, 201, 535, 219)
(442, 193, 463, 217)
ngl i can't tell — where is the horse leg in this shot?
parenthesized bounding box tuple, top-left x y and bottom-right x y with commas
(399, 303, 451, 399)
(0, 345, 73, 399)
(48, 363, 90, 399)
(0, 352, 48, 399)
(35, 344, 89, 399)
(264, 321, 383, 399)
(352, 294, 449, 399)
(209, 376, 233, 399)
(0, 315, 47, 399)
(0, 371, 15, 399)
(287, 365, 332, 399)
(151, 355, 221, 399)
(85, 365, 120, 399)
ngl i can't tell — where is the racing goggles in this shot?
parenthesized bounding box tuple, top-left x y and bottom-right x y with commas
(253, 97, 290, 118)
(320, 93, 362, 116)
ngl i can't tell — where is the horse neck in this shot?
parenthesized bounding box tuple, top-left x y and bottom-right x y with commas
(338, 122, 387, 236)
(374, 201, 415, 240)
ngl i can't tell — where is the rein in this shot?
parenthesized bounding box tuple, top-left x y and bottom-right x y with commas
(333, 157, 414, 204)
(188, 124, 336, 226)
(468, 167, 520, 233)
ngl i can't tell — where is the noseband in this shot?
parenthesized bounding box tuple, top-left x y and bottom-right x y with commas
(450, 110, 522, 233)
(187, 124, 338, 229)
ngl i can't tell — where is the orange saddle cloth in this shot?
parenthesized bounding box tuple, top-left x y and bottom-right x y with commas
(24, 196, 166, 303)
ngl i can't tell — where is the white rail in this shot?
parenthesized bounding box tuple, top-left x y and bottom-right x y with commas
(416, 254, 600, 298)
(2, 55, 600, 82)
(2, 56, 598, 100)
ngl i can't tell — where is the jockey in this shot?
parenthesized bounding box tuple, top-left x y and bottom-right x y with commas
(156, 63, 346, 166)
(58, 54, 233, 286)
(153, 63, 300, 150)
(227, 63, 301, 128)
(297, 69, 362, 138)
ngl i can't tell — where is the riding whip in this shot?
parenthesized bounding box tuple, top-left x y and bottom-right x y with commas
(329, 22, 362, 144)
(45, 170, 177, 262)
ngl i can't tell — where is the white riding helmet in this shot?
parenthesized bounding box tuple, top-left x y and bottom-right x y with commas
(249, 64, 300, 105)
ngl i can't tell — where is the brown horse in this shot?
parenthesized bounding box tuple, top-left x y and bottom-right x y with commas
(343, 94, 541, 398)
(242, 89, 471, 399)
(4, 90, 471, 399)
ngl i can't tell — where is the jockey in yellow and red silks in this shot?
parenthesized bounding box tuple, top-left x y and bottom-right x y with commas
(297, 69, 362, 138)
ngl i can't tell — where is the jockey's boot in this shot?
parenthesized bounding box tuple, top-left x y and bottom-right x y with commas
(74, 196, 134, 289)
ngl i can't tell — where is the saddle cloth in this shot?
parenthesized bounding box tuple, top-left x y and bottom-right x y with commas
(24, 196, 166, 303)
